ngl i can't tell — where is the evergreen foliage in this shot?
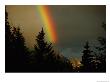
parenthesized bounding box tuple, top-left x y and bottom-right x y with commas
(5, 9, 28, 72)
(80, 41, 95, 72)
(33, 28, 74, 72)
(5, 8, 106, 72)
(95, 22, 106, 72)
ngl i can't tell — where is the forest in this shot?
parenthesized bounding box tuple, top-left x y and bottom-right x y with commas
(5, 9, 106, 72)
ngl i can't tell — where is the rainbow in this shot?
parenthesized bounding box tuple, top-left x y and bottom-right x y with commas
(36, 5, 57, 43)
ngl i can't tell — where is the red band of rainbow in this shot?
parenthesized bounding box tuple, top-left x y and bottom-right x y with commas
(36, 5, 57, 43)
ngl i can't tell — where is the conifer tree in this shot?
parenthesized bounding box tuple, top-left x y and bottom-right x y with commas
(95, 22, 106, 72)
(11, 27, 29, 71)
(5, 8, 14, 72)
(34, 28, 74, 72)
(5, 8, 28, 72)
(81, 41, 94, 72)
(34, 28, 55, 71)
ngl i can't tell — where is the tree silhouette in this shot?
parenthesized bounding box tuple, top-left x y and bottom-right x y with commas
(5, 8, 76, 72)
(80, 41, 95, 72)
(33, 28, 53, 71)
(11, 27, 29, 71)
(95, 22, 106, 72)
(5, 9, 29, 72)
(5, 8, 14, 72)
(33, 28, 74, 72)
(79, 22, 106, 72)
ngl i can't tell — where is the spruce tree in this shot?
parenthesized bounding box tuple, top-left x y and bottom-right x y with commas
(95, 22, 106, 72)
(5, 8, 28, 72)
(11, 27, 28, 71)
(5, 8, 14, 72)
(81, 41, 94, 72)
(34, 28, 74, 72)
(34, 28, 55, 71)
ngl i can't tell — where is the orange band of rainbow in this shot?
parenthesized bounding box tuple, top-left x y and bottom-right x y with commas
(36, 5, 57, 43)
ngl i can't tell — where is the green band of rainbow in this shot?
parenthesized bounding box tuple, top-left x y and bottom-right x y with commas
(36, 5, 57, 43)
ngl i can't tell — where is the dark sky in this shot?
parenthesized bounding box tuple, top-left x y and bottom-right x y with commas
(6, 5, 106, 60)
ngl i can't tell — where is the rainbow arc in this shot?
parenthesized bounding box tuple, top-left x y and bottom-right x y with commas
(36, 5, 57, 43)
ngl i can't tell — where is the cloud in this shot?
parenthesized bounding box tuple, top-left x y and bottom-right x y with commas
(60, 48, 82, 60)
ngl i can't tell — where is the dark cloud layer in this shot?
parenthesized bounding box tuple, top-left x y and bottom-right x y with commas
(6, 5, 106, 59)
(50, 6, 106, 59)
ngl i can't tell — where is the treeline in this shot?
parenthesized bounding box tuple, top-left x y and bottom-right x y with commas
(5, 10, 74, 72)
(80, 39, 106, 72)
(5, 9, 106, 72)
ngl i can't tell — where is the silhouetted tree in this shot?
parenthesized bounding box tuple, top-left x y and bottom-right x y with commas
(95, 22, 106, 72)
(5, 8, 74, 72)
(11, 27, 29, 71)
(33, 28, 74, 72)
(80, 22, 106, 72)
(5, 8, 29, 72)
(5, 8, 14, 72)
(33, 28, 53, 71)
(80, 41, 95, 72)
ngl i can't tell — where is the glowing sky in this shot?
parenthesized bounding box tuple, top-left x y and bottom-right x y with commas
(6, 5, 106, 59)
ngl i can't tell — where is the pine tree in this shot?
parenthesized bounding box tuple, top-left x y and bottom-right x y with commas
(34, 28, 55, 71)
(11, 26, 29, 71)
(5, 8, 29, 72)
(5, 8, 18, 72)
(81, 41, 94, 72)
(5, 8, 13, 72)
(33, 28, 74, 72)
(95, 22, 106, 72)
